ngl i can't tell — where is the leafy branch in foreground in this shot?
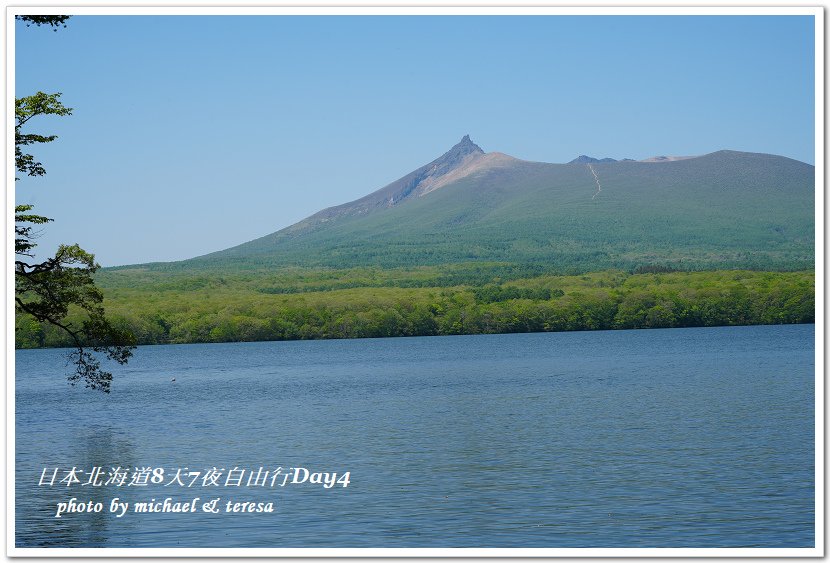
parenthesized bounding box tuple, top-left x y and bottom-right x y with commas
(15, 55, 136, 391)
(15, 236, 136, 392)
(15, 92, 72, 179)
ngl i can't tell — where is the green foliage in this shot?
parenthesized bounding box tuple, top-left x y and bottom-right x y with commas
(472, 284, 552, 303)
(15, 243, 136, 392)
(15, 92, 73, 179)
(17, 267, 813, 349)
(15, 204, 52, 256)
(15, 18, 135, 392)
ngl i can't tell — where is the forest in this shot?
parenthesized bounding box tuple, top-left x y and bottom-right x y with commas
(15, 266, 814, 348)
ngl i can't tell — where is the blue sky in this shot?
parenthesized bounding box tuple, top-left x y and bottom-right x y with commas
(14, 14, 816, 266)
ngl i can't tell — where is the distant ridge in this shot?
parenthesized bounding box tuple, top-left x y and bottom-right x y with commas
(569, 155, 618, 164)
(639, 155, 697, 162)
(177, 138, 814, 273)
(569, 155, 698, 164)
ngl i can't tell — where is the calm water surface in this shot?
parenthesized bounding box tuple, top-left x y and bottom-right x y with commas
(15, 325, 815, 548)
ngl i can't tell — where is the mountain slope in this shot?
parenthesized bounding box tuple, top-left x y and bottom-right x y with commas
(277, 135, 520, 234)
(177, 138, 814, 273)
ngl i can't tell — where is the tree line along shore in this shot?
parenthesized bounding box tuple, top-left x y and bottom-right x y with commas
(15, 268, 814, 349)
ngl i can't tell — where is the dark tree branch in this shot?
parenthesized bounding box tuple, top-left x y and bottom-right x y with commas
(15, 15, 71, 30)
(15, 31, 136, 391)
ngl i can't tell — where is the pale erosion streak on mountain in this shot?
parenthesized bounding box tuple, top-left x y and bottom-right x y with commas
(587, 164, 602, 200)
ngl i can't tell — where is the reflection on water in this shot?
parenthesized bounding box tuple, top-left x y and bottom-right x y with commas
(15, 325, 815, 548)
(17, 427, 138, 547)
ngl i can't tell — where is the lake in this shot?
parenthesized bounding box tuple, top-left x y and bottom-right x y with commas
(14, 324, 815, 549)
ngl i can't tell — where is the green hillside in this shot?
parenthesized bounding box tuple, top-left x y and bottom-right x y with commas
(16, 140, 815, 349)
(148, 146, 814, 273)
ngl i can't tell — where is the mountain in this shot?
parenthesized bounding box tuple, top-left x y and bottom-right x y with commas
(167, 137, 813, 273)
(280, 135, 520, 234)
(569, 155, 618, 164)
(639, 155, 697, 163)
